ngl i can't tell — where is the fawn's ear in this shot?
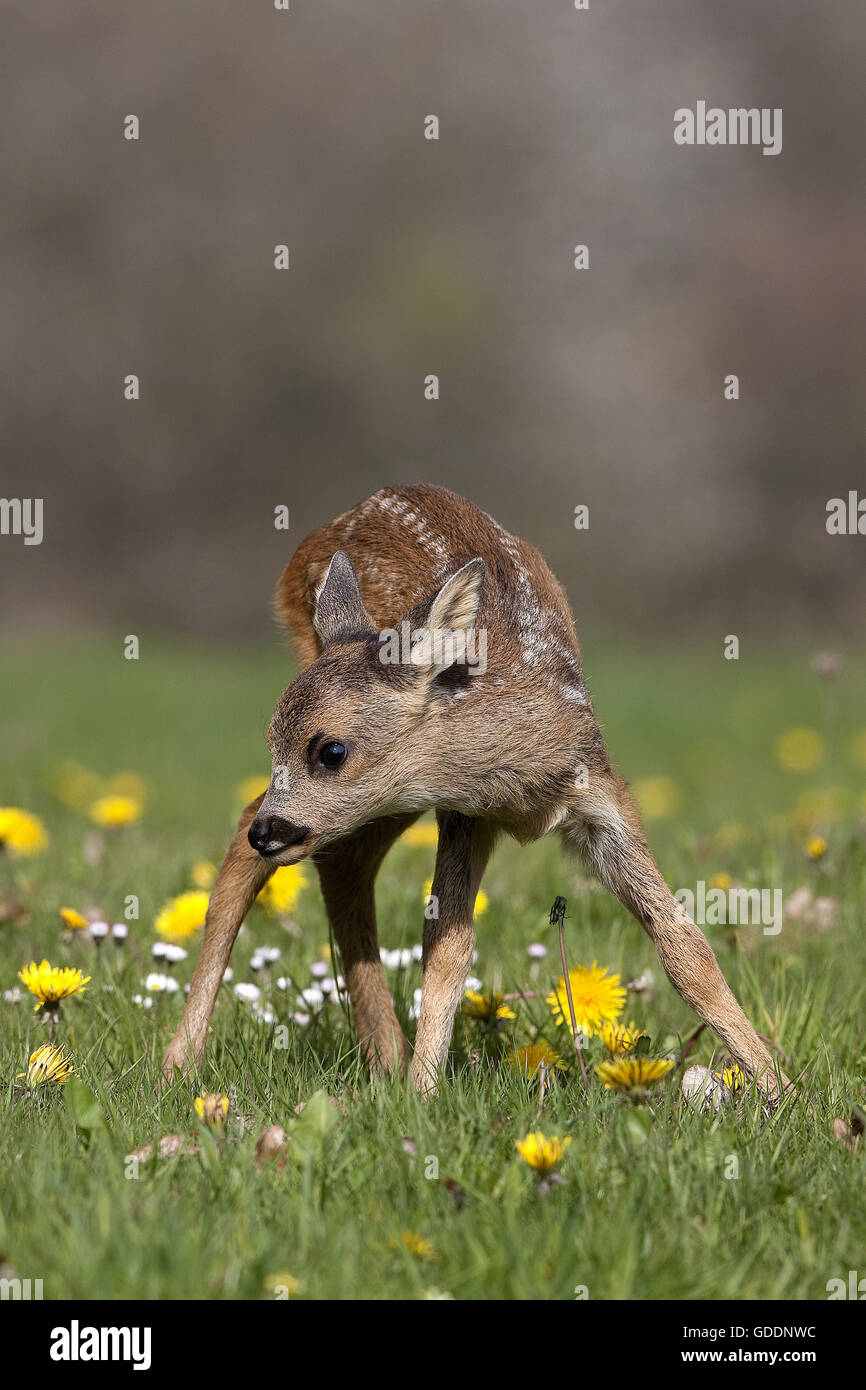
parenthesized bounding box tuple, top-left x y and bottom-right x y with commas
(313, 551, 375, 646)
(410, 558, 485, 675)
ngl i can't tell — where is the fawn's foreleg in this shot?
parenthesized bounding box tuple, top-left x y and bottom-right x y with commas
(161, 795, 273, 1081)
(565, 777, 790, 1098)
(411, 811, 496, 1095)
(314, 814, 420, 1075)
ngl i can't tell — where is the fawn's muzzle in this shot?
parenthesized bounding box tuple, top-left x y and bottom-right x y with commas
(248, 815, 310, 856)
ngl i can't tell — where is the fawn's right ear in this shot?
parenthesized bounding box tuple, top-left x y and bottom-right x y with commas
(409, 557, 486, 676)
(313, 551, 375, 646)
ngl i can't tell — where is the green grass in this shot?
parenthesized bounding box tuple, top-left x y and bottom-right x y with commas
(0, 636, 864, 1300)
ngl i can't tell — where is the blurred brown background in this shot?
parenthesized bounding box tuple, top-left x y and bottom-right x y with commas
(1, 0, 863, 645)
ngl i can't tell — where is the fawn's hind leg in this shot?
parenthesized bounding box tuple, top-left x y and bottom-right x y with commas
(314, 814, 420, 1074)
(411, 811, 497, 1095)
(563, 774, 790, 1098)
(162, 795, 273, 1081)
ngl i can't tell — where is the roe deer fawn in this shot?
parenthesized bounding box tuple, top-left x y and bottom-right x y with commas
(162, 483, 788, 1097)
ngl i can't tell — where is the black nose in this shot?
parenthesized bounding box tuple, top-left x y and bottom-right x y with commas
(248, 816, 310, 855)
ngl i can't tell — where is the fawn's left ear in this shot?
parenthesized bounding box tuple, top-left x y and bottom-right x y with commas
(410, 558, 485, 675)
(313, 550, 376, 646)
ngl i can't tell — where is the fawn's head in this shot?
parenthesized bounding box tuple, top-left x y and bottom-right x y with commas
(248, 549, 485, 863)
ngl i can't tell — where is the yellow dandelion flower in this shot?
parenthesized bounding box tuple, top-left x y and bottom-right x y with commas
(236, 774, 270, 806)
(775, 727, 824, 774)
(717, 1064, 746, 1092)
(515, 1131, 571, 1175)
(508, 1043, 565, 1075)
(155, 890, 209, 943)
(600, 1019, 648, 1055)
(52, 762, 103, 812)
(401, 821, 439, 848)
(633, 776, 681, 821)
(462, 988, 516, 1022)
(189, 859, 217, 890)
(17, 1043, 74, 1086)
(424, 877, 487, 918)
(712, 822, 744, 850)
(708, 871, 732, 892)
(194, 1092, 229, 1128)
(0, 807, 48, 856)
(106, 772, 147, 802)
(391, 1231, 437, 1261)
(805, 836, 827, 861)
(53, 765, 147, 815)
(594, 1055, 674, 1092)
(89, 794, 141, 828)
(546, 961, 625, 1036)
(258, 863, 308, 915)
(793, 787, 847, 827)
(263, 1272, 302, 1298)
(18, 959, 90, 1011)
(59, 907, 90, 931)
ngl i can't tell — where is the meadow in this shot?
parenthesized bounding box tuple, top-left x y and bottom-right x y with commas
(0, 636, 864, 1301)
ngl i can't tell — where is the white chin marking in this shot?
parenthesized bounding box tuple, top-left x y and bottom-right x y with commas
(266, 846, 308, 867)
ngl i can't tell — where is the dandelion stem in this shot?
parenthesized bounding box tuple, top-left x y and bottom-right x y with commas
(537, 1057, 549, 1115)
(552, 897, 589, 1092)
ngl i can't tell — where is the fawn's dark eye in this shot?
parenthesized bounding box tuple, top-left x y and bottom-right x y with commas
(318, 740, 347, 769)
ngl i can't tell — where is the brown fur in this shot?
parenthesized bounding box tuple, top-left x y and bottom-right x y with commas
(163, 484, 789, 1097)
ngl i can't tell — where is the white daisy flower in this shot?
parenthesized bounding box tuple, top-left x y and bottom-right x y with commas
(251, 945, 281, 971)
(144, 972, 179, 993)
(233, 982, 261, 1004)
